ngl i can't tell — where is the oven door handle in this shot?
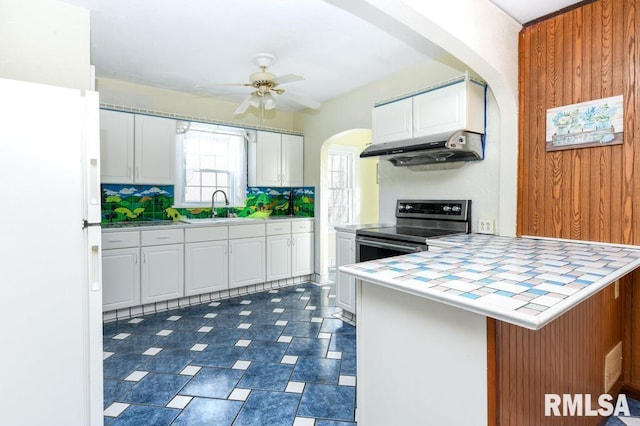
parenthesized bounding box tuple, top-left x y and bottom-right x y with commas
(356, 238, 424, 252)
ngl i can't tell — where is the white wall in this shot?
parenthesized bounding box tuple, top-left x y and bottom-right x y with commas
(353, 0, 521, 236)
(0, 0, 91, 91)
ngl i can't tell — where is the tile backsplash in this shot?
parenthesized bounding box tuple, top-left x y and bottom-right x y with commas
(101, 184, 315, 224)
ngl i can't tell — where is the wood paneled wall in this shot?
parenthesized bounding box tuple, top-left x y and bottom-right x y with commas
(518, 0, 636, 243)
(505, 0, 640, 424)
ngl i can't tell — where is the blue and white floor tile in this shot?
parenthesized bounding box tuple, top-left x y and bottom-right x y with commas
(103, 283, 357, 425)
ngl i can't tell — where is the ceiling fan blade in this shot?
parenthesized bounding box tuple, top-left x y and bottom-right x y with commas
(214, 83, 254, 87)
(285, 91, 320, 110)
(272, 74, 304, 85)
(234, 94, 255, 114)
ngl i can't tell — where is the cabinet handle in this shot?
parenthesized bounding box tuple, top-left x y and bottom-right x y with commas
(135, 167, 139, 179)
(134, 253, 138, 264)
(128, 167, 132, 179)
(155, 236, 169, 240)
(287, 239, 291, 247)
(292, 239, 296, 246)
(143, 253, 146, 263)
(107, 239, 123, 243)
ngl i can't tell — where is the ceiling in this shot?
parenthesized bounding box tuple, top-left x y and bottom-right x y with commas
(62, 0, 582, 113)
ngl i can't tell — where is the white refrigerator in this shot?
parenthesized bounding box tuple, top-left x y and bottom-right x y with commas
(0, 77, 103, 425)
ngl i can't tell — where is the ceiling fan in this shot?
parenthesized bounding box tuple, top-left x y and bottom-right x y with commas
(223, 53, 320, 115)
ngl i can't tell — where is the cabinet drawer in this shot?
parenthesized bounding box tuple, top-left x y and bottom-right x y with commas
(291, 220, 313, 233)
(266, 222, 291, 236)
(185, 226, 228, 243)
(102, 231, 140, 250)
(229, 223, 265, 239)
(141, 228, 184, 246)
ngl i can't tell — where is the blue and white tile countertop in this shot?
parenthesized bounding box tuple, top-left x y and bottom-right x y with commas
(339, 234, 640, 330)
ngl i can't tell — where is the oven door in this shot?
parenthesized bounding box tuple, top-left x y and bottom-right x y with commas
(355, 235, 427, 262)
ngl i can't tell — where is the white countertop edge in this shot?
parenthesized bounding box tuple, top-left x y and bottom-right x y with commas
(102, 217, 314, 232)
(521, 234, 640, 250)
(339, 255, 640, 330)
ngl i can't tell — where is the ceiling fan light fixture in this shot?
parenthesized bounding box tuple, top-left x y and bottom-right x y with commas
(263, 92, 276, 110)
(249, 94, 261, 108)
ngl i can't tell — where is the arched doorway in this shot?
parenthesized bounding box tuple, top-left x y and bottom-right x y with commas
(317, 129, 378, 283)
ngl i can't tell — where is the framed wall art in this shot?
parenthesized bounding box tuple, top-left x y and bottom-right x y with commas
(545, 95, 623, 151)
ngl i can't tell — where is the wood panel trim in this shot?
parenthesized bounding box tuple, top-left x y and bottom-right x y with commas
(487, 318, 497, 425)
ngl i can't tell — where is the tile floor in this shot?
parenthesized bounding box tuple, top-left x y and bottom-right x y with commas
(102, 283, 356, 425)
(605, 397, 640, 425)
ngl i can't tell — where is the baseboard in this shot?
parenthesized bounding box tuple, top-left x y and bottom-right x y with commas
(103, 274, 313, 322)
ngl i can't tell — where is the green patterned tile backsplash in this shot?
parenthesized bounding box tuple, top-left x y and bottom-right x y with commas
(101, 184, 314, 224)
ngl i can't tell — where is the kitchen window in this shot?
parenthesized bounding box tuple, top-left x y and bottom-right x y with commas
(175, 121, 247, 207)
(327, 145, 358, 228)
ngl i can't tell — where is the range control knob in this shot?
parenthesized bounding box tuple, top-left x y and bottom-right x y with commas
(442, 205, 452, 212)
(451, 205, 461, 212)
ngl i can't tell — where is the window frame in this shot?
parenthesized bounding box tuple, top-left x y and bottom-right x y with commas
(174, 122, 248, 208)
(327, 144, 360, 229)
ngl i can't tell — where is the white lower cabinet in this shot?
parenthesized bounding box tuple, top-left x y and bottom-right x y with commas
(185, 241, 228, 295)
(102, 247, 140, 311)
(266, 220, 314, 281)
(229, 237, 266, 288)
(291, 232, 314, 276)
(267, 234, 292, 281)
(336, 231, 356, 313)
(101, 219, 313, 312)
(141, 243, 184, 304)
(140, 228, 185, 304)
(185, 226, 229, 296)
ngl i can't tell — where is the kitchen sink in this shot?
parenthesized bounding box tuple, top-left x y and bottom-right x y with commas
(180, 217, 253, 224)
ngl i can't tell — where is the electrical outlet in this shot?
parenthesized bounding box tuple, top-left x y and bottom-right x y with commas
(478, 219, 495, 234)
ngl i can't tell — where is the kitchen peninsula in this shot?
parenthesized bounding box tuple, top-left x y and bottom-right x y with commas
(339, 234, 640, 425)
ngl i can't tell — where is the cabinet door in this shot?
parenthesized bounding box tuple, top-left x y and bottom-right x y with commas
(100, 110, 134, 183)
(291, 232, 313, 276)
(140, 244, 184, 304)
(255, 131, 282, 186)
(266, 235, 291, 281)
(134, 114, 176, 184)
(413, 82, 471, 138)
(281, 134, 303, 186)
(102, 247, 140, 311)
(372, 98, 413, 144)
(336, 232, 356, 313)
(229, 237, 266, 288)
(185, 241, 228, 296)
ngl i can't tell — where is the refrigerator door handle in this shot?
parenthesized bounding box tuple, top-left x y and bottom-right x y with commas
(87, 226, 102, 292)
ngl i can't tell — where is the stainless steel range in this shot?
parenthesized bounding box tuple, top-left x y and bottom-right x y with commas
(356, 199, 471, 262)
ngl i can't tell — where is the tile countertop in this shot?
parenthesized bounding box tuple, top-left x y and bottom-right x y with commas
(339, 234, 640, 330)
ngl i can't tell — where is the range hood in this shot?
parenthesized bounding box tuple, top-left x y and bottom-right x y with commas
(360, 131, 484, 166)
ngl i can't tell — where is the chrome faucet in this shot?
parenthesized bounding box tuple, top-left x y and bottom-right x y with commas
(211, 190, 230, 217)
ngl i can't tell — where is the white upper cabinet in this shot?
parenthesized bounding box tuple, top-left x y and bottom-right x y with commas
(252, 130, 304, 187)
(281, 134, 304, 186)
(371, 78, 486, 145)
(255, 131, 282, 187)
(412, 80, 485, 138)
(99, 110, 176, 184)
(134, 114, 176, 184)
(100, 109, 134, 183)
(371, 97, 413, 145)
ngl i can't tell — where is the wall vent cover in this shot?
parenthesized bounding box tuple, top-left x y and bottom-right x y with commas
(604, 341, 623, 392)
